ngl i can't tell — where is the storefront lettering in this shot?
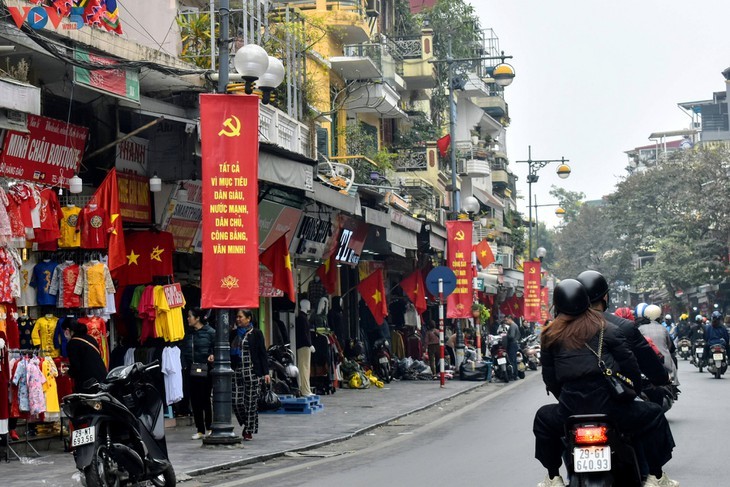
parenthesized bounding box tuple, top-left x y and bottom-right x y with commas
(335, 228, 360, 265)
(297, 216, 331, 243)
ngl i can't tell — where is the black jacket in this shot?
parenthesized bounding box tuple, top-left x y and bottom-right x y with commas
(604, 311, 669, 386)
(182, 324, 216, 367)
(67, 334, 107, 393)
(295, 312, 312, 348)
(230, 327, 269, 377)
(541, 322, 642, 400)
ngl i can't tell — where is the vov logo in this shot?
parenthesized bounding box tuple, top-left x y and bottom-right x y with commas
(8, 6, 85, 31)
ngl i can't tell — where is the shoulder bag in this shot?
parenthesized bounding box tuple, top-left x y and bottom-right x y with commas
(189, 337, 209, 378)
(585, 326, 636, 402)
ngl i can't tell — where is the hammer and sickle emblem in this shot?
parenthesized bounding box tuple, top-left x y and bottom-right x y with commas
(454, 230, 465, 241)
(218, 115, 241, 137)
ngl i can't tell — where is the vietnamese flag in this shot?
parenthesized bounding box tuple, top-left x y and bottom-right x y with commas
(358, 269, 388, 325)
(474, 239, 495, 268)
(316, 251, 338, 295)
(499, 295, 523, 319)
(436, 134, 451, 158)
(259, 234, 296, 302)
(401, 269, 427, 315)
(90, 168, 125, 271)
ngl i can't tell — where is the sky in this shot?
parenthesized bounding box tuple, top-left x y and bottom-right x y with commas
(474, 0, 730, 227)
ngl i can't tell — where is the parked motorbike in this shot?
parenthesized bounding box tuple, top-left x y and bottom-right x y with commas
(516, 350, 526, 379)
(692, 338, 706, 372)
(520, 334, 541, 371)
(677, 338, 692, 360)
(268, 344, 300, 396)
(707, 343, 728, 379)
(372, 338, 394, 383)
(563, 414, 642, 487)
(62, 361, 176, 487)
(487, 334, 512, 383)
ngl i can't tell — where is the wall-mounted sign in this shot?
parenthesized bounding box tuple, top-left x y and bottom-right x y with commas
(74, 48, 139, 102)
(117, 171, 151, 223)
(115, 135, 148, 175)
(334, 214, 369, 266)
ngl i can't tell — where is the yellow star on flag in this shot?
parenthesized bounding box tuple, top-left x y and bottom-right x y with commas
(323, 256, 331, 273)
(127, 250, 140, 265)
(284, 253, 292, 270)
(372, 289, 382, 304)
(110, 214, 120, 235)
(150, 246, 164, 262)
(480, 250, 487, 258)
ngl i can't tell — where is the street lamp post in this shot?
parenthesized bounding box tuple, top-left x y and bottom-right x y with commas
(516, 146, 571, 259)
(531, 197, 564, 252)
(204, 0, 284, 446)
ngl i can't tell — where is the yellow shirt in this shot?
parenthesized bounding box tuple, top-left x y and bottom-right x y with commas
(31, 316, 60, 358)
(154, 285, 186, 342)
(58, 206, 81, 248)
(42, 359, 60, 413)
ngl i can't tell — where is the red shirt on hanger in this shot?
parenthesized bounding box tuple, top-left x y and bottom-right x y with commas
(79, 204, 111, 249)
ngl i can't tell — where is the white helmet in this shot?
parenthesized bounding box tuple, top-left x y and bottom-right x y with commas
(285, 364, 299, 379)
(664, 314, 672, 320)
(644, 304, 662, 321)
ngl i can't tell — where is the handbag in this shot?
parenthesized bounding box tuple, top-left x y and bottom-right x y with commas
(585, 326, 637, 402)
(258, 382, 281, 411)
(189, 338, 209, 378)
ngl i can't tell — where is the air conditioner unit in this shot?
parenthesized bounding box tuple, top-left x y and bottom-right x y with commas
(366, 0, 381, 17)
(496, 253, 513, 269)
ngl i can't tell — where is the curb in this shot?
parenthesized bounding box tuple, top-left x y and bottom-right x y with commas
(182, 379, 492, 478)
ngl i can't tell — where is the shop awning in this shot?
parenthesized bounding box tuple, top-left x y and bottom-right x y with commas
(363, 207, 391, 228)
(260, 151, 314, 192)
(309, 181, 360, 215)
(387, 224, 418, 251)
(429, 232, 446, 251)
(473, 186, 504, 210)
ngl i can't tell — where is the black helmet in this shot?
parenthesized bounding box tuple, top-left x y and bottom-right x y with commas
(712, 310, 723, 322)
(553, 279, 591, 316)
(576, 270, 609, 304)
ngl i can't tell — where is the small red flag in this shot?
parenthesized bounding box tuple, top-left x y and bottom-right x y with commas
(316, 251, 338, 295)
(259, 234, 296, 302)
(474, 239, 495, 268)
(358, 269, 388, 325)
(499, 295, 523, 319)
(90, 168, 125, 271)
(401, 269, 427, 315)
(436, 134, 451, 158)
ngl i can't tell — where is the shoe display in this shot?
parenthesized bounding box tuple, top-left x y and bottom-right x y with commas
(537, 474, 566, 487)
(242, 432, 253, 441)
(644, 473, 680, 487)
(191, 432, 204, 440)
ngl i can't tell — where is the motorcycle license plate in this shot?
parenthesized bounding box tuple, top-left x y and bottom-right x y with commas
(713, 353, 724, 361)
(697, 350, 704, 356)
(573, 446, 611, 473)
(682, 347, 689, 352)
(71, 426, 95, 447)
(497, 357, 507, 365)
(379, 357, 389, 364)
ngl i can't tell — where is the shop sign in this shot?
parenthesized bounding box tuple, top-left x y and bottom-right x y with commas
(115, 135, 148, 175)
(446, 220, 473, 318)
(163, 283, 184, 308)
(0, 77, 40, 115)
(0, 114, 87, 186)
(160, 182, 204, 252)
(258, 200, 302, 251)
(117, 171, 151, 223)
(200, 94, 259, 308)
(73, 49, 139, 102)
(259, 267, 284, 298)
(523, 261, 542, 322)
(293, 214, 334, 260)
(333, 214, 369, 266)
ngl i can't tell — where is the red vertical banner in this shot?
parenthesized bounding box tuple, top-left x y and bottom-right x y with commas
(540, 286, 551, 322)
(446, 220, 473, 318)
(523, 261, 542, 321)
(200, 94, 260, 308)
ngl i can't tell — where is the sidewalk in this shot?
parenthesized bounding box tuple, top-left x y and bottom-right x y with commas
(1, 378, 490, 485)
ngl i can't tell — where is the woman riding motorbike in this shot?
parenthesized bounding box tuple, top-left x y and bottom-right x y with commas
(533, 279, 678, 487)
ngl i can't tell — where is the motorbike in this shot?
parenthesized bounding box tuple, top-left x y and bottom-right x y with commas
(487, 334, 512, 383)
(372, 338, 394, 383)
(520, 334, 541, 371)
(516, 350, 526, 379)
(62, 361, 176, 487)
(676, 337, 692, 360)
(563, 414, 642, 487)
(707, 343, 728, 379)
(268, 344, 300, 396)
(692, 338, 706, 372)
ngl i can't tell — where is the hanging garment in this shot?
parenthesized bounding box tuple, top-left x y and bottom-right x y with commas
(0, 186, 12, 245)
(0, 249, 18, 303)
(54, 317, 71, 357)
(26, 356, 47, 415)
(49, 261, 81, 308)
(58, 205, 82, 248)
(138, 286, 157, 343)
(78, 204, 111, 249)
(53, 357, 73, 404)
(18, 258, 37, 307)
(79, 316, 109, 368)
(41, 357, 60, 413)
(5, 303, 19, 349)
(34, 187, 62, 250)
(154, 285, 186, 342)
(31, 259, 59, 306)
(18, 316, 35, 349)
(0, 331, 10, 425)
(32, 315, 61, 357)
(74, 260, 115, 308)
(161, 346, 183, 405)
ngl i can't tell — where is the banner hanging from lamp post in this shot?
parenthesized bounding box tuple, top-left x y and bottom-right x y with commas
(523, 261, 542, 321)
(446, 220, 473, 319)
(200, 94, 260, 308)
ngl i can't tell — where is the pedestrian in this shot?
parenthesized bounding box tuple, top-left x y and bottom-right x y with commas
(62, 318, 106, 393)
(230, 309, 270, 441)
(296, 299, 314, 396)
(425, 320, 440, 375)
(503, 316, 520, 380)
(182, 307, 215, 440)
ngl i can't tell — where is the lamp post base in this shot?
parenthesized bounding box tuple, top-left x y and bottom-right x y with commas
(202, 425, 241, 446)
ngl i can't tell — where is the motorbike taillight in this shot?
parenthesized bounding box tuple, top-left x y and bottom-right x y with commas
(574, 426, 608, 445)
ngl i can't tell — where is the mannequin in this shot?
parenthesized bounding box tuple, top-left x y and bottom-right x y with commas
(295, 299, 314, 396)
(307, 275, 326, 310)
(312, 296, 329, 329)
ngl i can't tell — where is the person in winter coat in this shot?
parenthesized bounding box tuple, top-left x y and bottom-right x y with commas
(62, 318, 107, 394)
(636, 304, 679, 386)
(230, 309, 270, 441)
(704, 311, 729, 355)
(182, 307, 215, 440)
(503, 316, 521, 380)
(533, 279, 677, 487)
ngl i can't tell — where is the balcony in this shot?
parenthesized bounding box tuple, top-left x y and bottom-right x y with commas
(344, 81, 406, 118)
(393, 147, 428, 172)
(491, 167, 509, 191)
(455, 141, 491, 177)
(259, 103, 312, 158)
(393, 31, 436, 90)
(473, 94, 508, 119)
(295, 0, 372, 44)
(332, 43, 406, 91)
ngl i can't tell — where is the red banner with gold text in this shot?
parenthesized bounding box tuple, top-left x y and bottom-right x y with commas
(523, 261, 542, 322)
(446, 220, 473, 318)
(200, 94, 259, 308)
(540, 286, 551, 322)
